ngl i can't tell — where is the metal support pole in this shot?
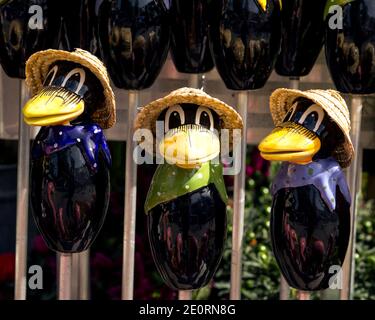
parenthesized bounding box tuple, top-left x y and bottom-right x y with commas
(79, 250, 90, 300)
(286, 77, 305, 300)
(178, 290, 193, 300)
(340, 95, 363, 300)
(70, 251, 90, 299)
(177, 74, 202, 301)
(14, 80, 30, 300)
(278, 77, 300, 301)
(188, 74, 199, 88)
(279, 276, 290, 300)
(58, 253, 73, 300)
(230, 91, 248, 300)
(297, 291, 311, 300)
(122, 91, 139, 300)
(71, 253, 80, 299)
(289, 77, 300, 91)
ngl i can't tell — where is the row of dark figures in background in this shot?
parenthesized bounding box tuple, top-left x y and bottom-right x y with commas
(0, 0, 282, 90)
(2, 0, 375, 93)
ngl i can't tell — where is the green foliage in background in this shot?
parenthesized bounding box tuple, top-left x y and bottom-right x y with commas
(208, 147, 375, 300)
(354, 200, 375, 300)
(211, 149, 281, 300)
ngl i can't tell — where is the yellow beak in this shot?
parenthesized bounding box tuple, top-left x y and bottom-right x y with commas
(23, 87, 85, 126)
(159, 124, 220, 169)
(258, 122, 321, 165)
(257, 0, 267, 11)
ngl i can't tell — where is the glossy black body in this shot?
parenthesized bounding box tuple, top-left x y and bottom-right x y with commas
(325, 0, 375, 94)
(271, 185, 350, 291)
(30, 140, 110, 253)
(0, 0, 57, 78)
(210, 0, 281, 90)
(52, 0, 103, 57)
(275, 0, 326, 77)
(99, 0, 170, 90)
(170, 0, 214, 74)
(147, 184, 227, 290)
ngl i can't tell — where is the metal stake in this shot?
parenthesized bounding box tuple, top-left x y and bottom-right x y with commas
(79, 250, 90, 300)
(291, 77, 308, 300)
(14, 80, 30, 300)
(178, 290, 193, 300)
(122, 91, 139, 300)
(340, 95, 363, 300)
(279, 276, 290, 300)
(70, 250, 90, 299)
(188, 74, 199, 89)
(297, 291, 311, 300)
(71, 253, 80, 299)
(289, 77, 300, 91)
(230, 91, 248, 300)
(279, 78, 300, 300)
(177, 74, 202, 301)
(58, 253, 73, 300)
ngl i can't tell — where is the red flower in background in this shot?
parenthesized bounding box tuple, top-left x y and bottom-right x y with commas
(0, 253, 15, 283)
(252, 149, 270, 176)
(107, 285, 121, 300)
(246, 149, 270, 178)
(246, 165, 255, 177)
(32, 235, 50, 255)
(92, 252, 114, 270)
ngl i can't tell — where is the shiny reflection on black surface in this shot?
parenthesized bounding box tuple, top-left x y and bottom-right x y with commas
(325, 0, 375, 94)
(210, 0, 281, 90)
(31, 137, 110, 253)
(170, 0, 214, 74)
(99, 0, 170, 90)
(147, 184, 226, 290)
(53, 0, 103, 57)
(271, 185, 350, 291)
(0, 0, 57, 78)
(275, 0, 326, 77)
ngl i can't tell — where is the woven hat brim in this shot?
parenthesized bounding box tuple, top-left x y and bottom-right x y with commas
(269, 88, 354, 168)
(134, 87, 243, 151)
(25, 49, 116, 129)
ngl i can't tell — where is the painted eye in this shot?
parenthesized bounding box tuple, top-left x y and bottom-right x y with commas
(165, 105, 185, 132)
(195, 106, 214, 130)
(283, 102, 297, 123)
(44, 65, 58, 86)
(298, 104, 325, 132)
(62, 68, 86, 94)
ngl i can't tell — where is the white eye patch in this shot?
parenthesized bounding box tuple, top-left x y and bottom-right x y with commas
(164, 105, 185, 132)
(195, 106, 214, 130)
(62, 68, 86, 94)
(298, 104, 325, 132)
(283, 102, 298, 122)
(45, 65, 58, 86)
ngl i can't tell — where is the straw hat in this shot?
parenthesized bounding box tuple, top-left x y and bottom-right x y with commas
(135, 87, 243, 146)
(270, 88, 354, 168)
(25, 49, 116, 129)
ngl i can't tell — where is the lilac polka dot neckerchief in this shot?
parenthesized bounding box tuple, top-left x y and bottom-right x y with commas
(271, 157, 351, 212)
(32, 124, 111, 171)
